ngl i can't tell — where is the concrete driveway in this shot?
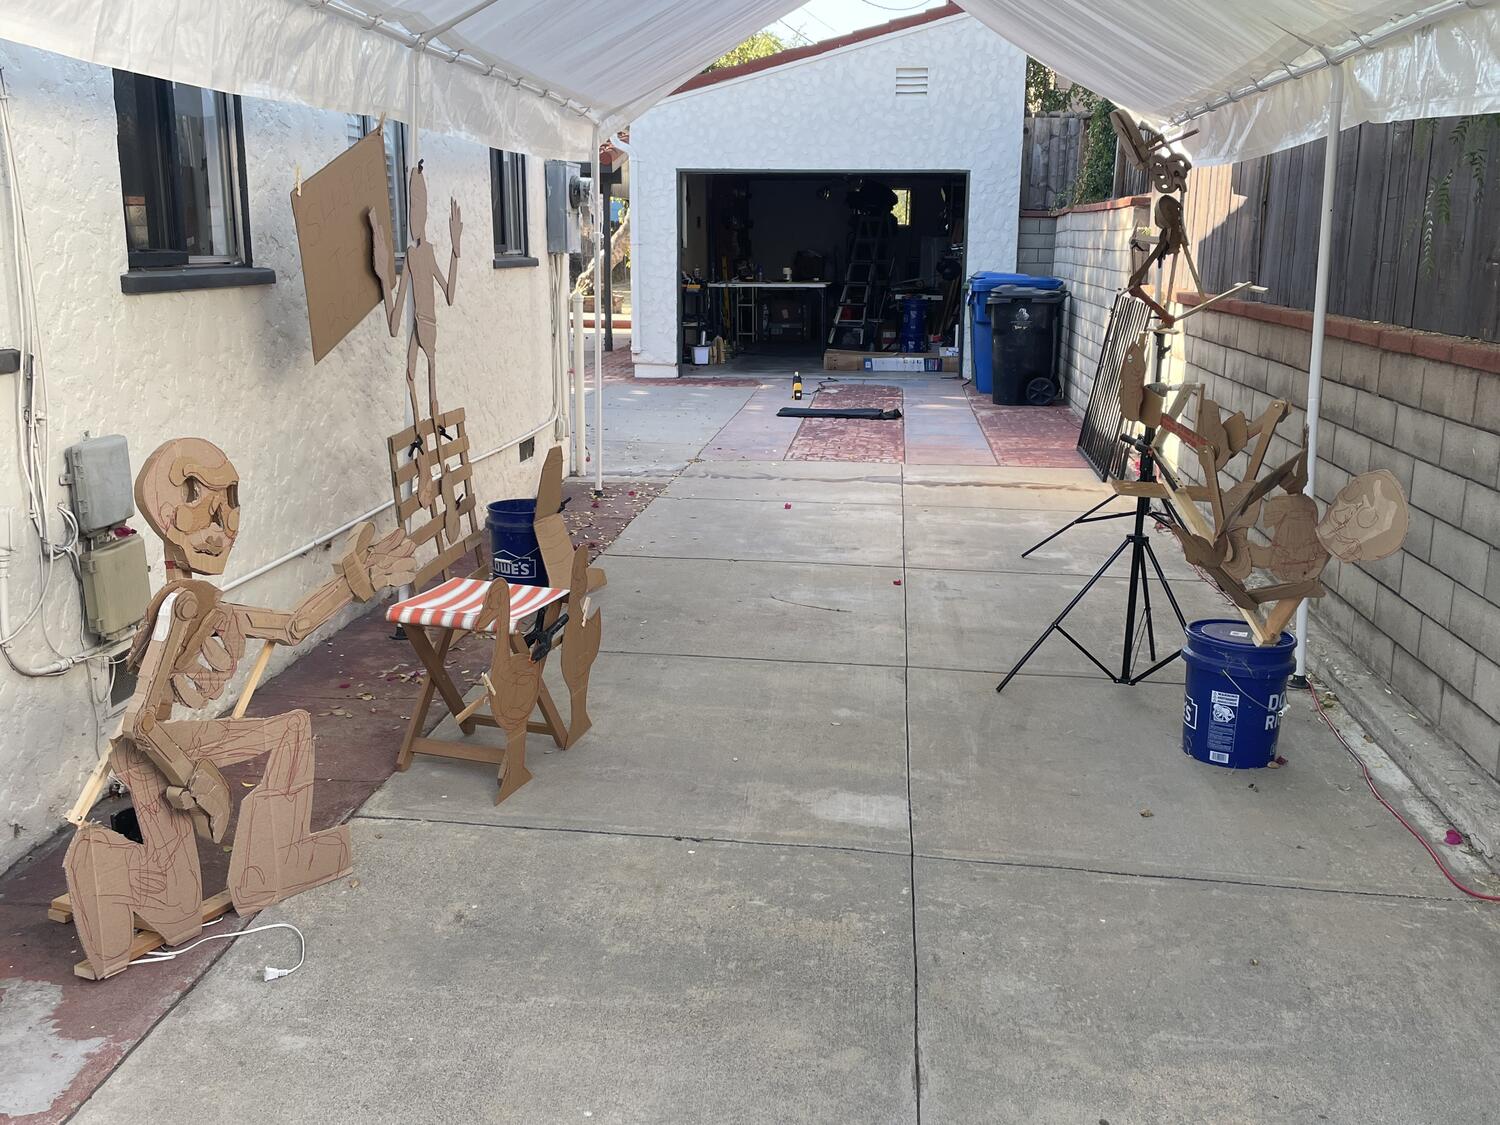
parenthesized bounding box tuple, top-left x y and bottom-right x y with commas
(66, 459, 1500, 1124)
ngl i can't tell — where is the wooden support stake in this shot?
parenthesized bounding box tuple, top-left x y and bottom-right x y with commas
(230, 640, 276, 720)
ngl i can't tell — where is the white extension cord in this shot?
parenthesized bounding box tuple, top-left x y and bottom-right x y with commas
(129, 921, 306, 982)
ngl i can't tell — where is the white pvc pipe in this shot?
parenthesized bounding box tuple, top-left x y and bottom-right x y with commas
(1294, 62, 1344, 679)
(592, 125, 605, 494)
(572, 291, 587, 475)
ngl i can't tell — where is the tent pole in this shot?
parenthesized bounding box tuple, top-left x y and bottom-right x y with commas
(1293, 61, 1344, 681)
(592, 124, 605, 495)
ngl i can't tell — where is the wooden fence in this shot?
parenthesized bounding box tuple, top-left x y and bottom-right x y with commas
(1020, 112, 1087, 210)
(1182, 116, 1500, 343)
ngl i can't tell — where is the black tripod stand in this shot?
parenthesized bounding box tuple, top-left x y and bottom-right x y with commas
(996, 427, 1188, 693)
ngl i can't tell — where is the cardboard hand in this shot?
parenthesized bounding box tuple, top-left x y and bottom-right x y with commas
(449, 198, 463, 257)
(364, 528, 419, 593)
(369, 210, 394, 292)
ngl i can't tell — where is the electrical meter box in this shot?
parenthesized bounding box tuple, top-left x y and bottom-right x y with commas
(543, 159, 582, 256)
(64, 434, 135, 535)
(80, 531, 151, 641)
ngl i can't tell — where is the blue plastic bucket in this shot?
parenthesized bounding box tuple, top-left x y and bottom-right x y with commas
(486, 498, 544, 586)
(1181, 619, 1295, 769)
(899, 297, 927, 353)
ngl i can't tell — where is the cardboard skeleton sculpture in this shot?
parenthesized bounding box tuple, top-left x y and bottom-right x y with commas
(371, 159, 462, 506)
(61, 438, 417, 979)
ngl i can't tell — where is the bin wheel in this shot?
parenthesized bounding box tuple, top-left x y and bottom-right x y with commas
(1025, 376, 1057, 406)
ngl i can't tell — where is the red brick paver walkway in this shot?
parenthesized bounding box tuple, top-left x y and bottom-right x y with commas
(785, 384, 905, 463)
(583, 347, 1090, 469)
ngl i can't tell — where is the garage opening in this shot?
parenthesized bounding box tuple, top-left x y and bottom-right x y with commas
(678, 171, 967, 377)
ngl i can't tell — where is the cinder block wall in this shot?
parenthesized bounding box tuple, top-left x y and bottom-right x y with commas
(1050, 197, 1148, 415)
(1015, 213, 1056, 277)
(1178, 306, 1500, 778)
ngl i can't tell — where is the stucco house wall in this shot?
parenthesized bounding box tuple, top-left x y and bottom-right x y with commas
(0, 40, 561, 872)
(628, 13, 1027, 379)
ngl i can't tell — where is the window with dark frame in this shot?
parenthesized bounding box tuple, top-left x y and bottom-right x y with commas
(491, 149, 531, 261)
(352, 116, 410, 255)
(113, 72, 250, 270)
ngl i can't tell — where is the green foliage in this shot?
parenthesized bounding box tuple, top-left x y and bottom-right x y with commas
(706, 31, 786, 72)
(1070, 94, 1118, 206)
(1413, 113, 1497, 272)
(1025, 58, 1073, 114)
(1025, 60, 1117, 207)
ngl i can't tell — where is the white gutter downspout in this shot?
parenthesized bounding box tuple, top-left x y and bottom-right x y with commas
(592, 123, 605, 494)
(1293, 61, 1344, 681)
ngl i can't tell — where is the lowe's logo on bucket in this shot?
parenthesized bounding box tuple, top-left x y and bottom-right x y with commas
(493, 550, 540, 581)
(1183, 696, 1198, 730)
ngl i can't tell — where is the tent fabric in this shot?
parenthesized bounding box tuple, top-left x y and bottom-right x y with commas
(0, 0, 1495, 163)
(958, 0, 1500, 164)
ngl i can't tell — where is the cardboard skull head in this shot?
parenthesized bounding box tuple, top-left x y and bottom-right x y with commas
(1315, 469, 1409, 562)
(135, 438, 241, 574)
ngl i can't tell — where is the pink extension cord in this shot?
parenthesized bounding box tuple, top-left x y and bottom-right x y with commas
(1305, 683, 1500, 904)
(1147, 521, 1497, 901)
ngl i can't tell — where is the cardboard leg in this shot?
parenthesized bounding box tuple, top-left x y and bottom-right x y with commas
(487, 642, 544, 804)
(496, 729, 533, 804)
(561, 548, 602, 748)
(63, 744, 207, 979)
(510, 631, 567, 747)
(224, 710, 352, 914)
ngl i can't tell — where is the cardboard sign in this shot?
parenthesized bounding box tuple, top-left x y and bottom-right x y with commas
(291, 129, 395, 363)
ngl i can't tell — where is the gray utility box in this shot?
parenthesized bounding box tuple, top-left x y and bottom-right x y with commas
(544, 159, 585, 255)
(64, 434, 135, 535)
(80, 532, 151, 641)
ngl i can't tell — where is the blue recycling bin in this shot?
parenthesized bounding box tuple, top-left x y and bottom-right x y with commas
(967, 272, 1063, 396)
(1181, 620, 1296, 769)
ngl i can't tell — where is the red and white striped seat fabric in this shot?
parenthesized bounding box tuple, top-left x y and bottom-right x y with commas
(386, 577, 569, 633)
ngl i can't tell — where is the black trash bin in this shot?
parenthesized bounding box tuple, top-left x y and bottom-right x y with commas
(986, 282, 1066, 405)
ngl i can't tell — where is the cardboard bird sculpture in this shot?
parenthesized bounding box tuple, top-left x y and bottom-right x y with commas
(61, 437, 416, 979)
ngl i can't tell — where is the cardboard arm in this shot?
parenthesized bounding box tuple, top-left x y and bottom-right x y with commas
(233, 524, 395, 645)
(234, 578, 358, 645)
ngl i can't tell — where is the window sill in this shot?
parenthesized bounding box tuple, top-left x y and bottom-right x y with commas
(492, 255, 539, 270)
(120, 265, 276, 295)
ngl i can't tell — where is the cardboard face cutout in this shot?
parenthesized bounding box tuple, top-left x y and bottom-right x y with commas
(1316, 469, 1409, 562)
(135, 438, 241, 575)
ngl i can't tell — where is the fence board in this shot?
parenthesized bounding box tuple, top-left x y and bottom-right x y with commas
(1020, 112, 1090, 210)
(1169, 115, 1496, 343)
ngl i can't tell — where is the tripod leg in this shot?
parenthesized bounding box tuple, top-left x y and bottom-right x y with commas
(1021, 495, 1118, 558)
(1120, 533, 1144, 681)
(1139, 547, 1159, 662)
(997, 536, 1132, 694)
(1144, 539, 1189, 629)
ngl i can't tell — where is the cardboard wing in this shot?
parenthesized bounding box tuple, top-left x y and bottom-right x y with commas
(291, 129, 396, 363)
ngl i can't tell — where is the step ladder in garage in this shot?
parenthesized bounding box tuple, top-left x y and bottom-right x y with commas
(828, 214, 893, 347)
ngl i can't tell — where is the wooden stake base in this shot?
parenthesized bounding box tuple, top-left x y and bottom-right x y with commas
(48, 888, 236, 980)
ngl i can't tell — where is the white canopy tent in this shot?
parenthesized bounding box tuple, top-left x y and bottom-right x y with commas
(2, 0, 1496, 668)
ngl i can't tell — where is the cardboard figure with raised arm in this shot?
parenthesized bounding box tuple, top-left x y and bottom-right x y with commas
(369, 158, 461, 438)
(62, 437, 416, 979)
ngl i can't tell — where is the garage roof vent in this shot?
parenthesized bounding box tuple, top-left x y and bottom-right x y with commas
(895, 66, 929, 97)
